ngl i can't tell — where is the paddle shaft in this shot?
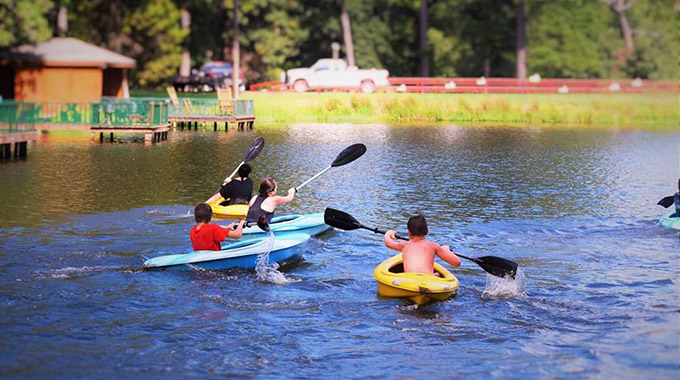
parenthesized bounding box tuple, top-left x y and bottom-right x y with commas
(226, 160, 246, 182)
(296, 166, 332, 191)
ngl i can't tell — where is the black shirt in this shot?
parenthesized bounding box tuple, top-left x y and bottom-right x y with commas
(219, 178, 254, 205)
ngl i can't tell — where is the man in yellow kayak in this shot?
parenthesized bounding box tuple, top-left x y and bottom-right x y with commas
(384, 215, 461, 274)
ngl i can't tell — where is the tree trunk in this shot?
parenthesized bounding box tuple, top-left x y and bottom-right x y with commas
(612, 0, 635, 54)
(57, 6, 68, 37)
(341, 1, 355, 67)
(419, 0, 429, 77)
(516, 0, 527, 81)
(179, 3, 191, 77)
(232, 0, 240, 100)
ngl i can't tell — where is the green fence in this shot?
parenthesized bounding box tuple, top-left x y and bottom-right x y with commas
(102, 97, 255, 118)
(0, 100, 168, 129)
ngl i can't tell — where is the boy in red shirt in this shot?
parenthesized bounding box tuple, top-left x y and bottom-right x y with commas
(190, 203, 245, 251)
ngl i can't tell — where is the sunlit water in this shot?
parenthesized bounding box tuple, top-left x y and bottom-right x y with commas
(0, 125, 678, 378)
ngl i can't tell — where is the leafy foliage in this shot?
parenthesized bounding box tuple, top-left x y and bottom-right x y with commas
(2, 0, 678, 87)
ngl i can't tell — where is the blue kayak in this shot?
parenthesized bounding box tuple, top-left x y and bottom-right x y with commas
(143, 233, 310, 271)
(659, 212, 680, 230)
(240, 213, 331, 238)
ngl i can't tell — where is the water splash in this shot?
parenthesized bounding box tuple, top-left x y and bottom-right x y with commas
(255, 231, 292, 285)
(481, 268, 527, 298)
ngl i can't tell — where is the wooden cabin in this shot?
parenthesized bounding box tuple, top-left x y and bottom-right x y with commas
(0, 38, 135, 103)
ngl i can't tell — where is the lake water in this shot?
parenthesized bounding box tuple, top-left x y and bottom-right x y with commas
(1, 124, 678, 379)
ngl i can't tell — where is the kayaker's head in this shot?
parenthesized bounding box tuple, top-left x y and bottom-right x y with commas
(258, 178, 277, 196)
(407, 215, 428, 238)
(194, 203, 213, 223)
(238, 163, 252, 180)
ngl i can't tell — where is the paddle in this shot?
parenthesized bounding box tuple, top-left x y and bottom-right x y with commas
(207, 137, 265, 202)
(324, 207, 519, 279)
(658, 195, 674, 208)
(295, 143, 367, 191)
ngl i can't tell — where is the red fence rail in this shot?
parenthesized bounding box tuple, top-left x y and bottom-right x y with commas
(250, 77, 678, 94)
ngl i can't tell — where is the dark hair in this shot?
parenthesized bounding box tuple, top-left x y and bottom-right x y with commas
(238, 163, 252, 179)
(407, 215, 428, 236)
(258, 178, 277, 196)
(194, 203, 212, 223)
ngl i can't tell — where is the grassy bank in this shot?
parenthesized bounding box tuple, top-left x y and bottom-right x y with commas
(133, 90, 679, 128)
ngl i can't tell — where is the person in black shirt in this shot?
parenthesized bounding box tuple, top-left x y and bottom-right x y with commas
(246, 178, 295, 223)
(217, 163, 254, 205)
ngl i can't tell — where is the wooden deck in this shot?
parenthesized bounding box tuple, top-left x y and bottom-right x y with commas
(91, 124, 170, 143)
(169, 115, 255, 131)
(0, 130, 39, 158)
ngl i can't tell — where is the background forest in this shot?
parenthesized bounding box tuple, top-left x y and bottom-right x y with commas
(1, 0, 678, 88)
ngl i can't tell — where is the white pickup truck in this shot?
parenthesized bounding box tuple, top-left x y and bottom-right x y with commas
(280, 59, 390, 93)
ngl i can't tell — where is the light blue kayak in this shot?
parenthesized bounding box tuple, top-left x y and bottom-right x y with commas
(143, 233, 311, 271)
(240, 213, 332, 238)
(659, 212, 680, 230)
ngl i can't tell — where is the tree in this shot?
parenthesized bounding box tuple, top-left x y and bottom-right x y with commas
(122, 0, 188, 87)
(341, 0, 355, 66)
(0, 0, 53, 49)
(419, 0, 429, 77)
(516, 0, 527, 80)
(604, 0, 636, 56)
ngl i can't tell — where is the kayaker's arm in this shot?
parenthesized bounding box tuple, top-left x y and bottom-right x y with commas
(274, 188, 296, 205)
(226, 220, 246, 238)
(435, 244, 461, 268)
(384, 230, 407, 251)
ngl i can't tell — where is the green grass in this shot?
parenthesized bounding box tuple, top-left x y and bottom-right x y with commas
(131, 90, 680, 129)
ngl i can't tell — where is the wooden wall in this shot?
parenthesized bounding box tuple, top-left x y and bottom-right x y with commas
(14, 67, 103, 103)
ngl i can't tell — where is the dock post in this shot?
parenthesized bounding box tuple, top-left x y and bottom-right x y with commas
(19, 142, 27, 157)
(100, 132, 104, 143)
(214, 122, 217, 131)
(225, 122, 228, 132)
(2, 143, 11, 159)
(110, 132, 114, 142)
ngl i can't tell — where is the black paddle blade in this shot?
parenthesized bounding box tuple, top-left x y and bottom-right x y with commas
(474, 256, 518, 279)
(256, 215, 270, 232)
(331, 143, 367, 167)
(244, 137, 265, 163)
(324, 207, 362, 230)
(658, 195, 674, 208)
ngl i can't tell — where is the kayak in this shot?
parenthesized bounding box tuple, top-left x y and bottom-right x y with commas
(659, 212, 680, 230)
(208, 198, 248, 220)
(373, 253, 459, 306)
(240, 213, 331, 238)
(143, 233, 310, 271)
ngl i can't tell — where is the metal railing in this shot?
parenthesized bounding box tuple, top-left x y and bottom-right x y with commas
(103, 97, 255, 118)
(0, 100, 168, 128)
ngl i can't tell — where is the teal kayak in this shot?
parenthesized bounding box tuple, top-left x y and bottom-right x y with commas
(240, 213, 331, 238)
(143, 233, 310, 271)
(659, 212, 680, 230)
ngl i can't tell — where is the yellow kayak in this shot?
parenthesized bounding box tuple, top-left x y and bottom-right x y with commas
(373, 253, 459, 305)
(208, 198, 248, 220)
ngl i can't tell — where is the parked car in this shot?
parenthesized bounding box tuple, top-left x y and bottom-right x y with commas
(280, 59, 390, 93)
(172, 61, 244, 93)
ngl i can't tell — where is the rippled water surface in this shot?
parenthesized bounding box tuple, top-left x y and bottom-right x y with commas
(1, 125, 678, 379)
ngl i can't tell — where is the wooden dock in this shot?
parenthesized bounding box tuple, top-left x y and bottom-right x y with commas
(170, 115, 255, 131)
(91, 124, 170, 143)
(0, 130, 39, 159)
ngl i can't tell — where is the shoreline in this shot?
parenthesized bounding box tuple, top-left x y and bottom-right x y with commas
(132, 91, 680, 129)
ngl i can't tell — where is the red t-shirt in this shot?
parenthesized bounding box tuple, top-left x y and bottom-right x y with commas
(190, 223, 229, 251)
